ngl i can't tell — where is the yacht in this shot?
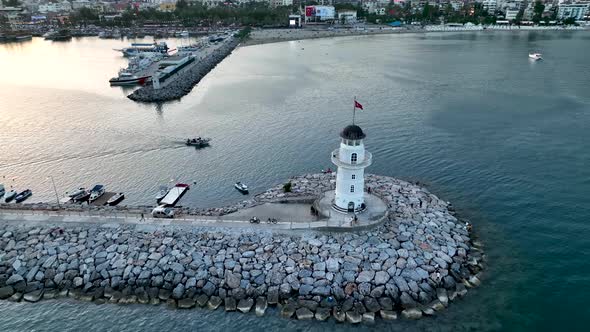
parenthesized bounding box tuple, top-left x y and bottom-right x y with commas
(529, 53, 542, 61)
(119, 42, 169, 57)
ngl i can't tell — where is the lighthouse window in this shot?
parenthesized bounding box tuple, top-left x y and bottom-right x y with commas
(351, 153, 358, 164)
(352, 174, 356, 180)
(350, 185, 355, 193)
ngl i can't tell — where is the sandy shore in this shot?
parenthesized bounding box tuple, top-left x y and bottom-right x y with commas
(240, 27, 408, 47)
(240, 26, 589, 47)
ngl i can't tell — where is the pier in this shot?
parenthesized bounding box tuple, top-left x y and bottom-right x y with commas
(128, 37, 240, 103)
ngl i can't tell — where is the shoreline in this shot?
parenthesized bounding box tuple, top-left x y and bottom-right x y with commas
(0, 173, 485, 323)
(240, 26, 589, 47)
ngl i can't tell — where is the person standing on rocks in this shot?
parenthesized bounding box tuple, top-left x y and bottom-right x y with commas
(140, 213, 145, 222)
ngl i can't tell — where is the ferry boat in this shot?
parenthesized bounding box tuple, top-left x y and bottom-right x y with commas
(89, 185, 105, 202)
(109, 72, 151, 86)
(4, 190, 17, 203)
(529, 53, 542, 61)
(14, 189, 32, 203)
(119, 42, 169, 57)
(107, 193, 125, 206)
(234, 182, 249, 194)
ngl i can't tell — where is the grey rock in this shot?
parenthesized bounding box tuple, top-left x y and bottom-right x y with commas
(255, 296, 267, 316)
(177, 298, 195, 309)
(356, 270, 375, 283)
(296, 307, 314, 320)
(346, 311, 362, 324)
(401, 308, 422, 319)
(172, 284, 185, 299)
(380, 310, 398, 320)
(6, 274, 24, 285)
(315, 307, 331, 321)
(362, 312, 375, 323)
(237, 298, 254, 313)
(224, 297, 236, 311)
(374, 271, 390, 285)
(207, 296, 222, 310)
(225, 272, 241, 289)
(0, 286, 15, 299)
(23, 290, 44, 302)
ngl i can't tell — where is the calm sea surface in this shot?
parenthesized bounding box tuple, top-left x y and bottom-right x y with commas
(1, 31, 590, 331)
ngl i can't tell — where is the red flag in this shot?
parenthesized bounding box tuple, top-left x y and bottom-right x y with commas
(354, 100, 363, 110)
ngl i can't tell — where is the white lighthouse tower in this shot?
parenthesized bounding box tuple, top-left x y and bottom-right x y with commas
(331, 124, 373, 213)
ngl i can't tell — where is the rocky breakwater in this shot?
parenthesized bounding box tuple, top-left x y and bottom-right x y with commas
(128, 38, 240, 103)
(0, 175, 485, 323)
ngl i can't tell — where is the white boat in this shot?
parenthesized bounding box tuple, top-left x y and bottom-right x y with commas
(109, 72, 151, 86)
(107, 193, 125, 206)
(180, 30, 189, 38)
(529, 53, 542, 60)
(155, 186, 169, 203)
(89, 185, 105, 202)
(120, 42, 169, 57)
(234, 182, 248, 193)
(68, 187, 85, 198)
(4, 190, 16, 202)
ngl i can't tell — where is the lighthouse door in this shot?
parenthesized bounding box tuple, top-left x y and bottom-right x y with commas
(347, 202, 355, 212)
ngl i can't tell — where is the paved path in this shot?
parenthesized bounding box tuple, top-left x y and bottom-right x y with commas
(0, 208, 375, 231)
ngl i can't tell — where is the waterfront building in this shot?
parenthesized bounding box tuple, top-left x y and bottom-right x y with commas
(38, 1, 72, 14)
(482, 0, 498, 13)
(331, 124, 372, 213)
(505, 8, 520, 20)
(337, 9, 357, 23)
(557, 2, 590, 20)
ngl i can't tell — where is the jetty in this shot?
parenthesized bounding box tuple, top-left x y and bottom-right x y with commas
(128, 36, 239, 103)
(159, 185, 189, 207)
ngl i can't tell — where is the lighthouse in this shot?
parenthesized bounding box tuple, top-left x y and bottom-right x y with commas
(331, 124, 373, 213)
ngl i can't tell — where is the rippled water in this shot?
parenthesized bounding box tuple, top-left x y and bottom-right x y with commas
(1, 31, 590, 330)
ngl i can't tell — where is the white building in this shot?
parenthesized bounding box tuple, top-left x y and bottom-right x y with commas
(558, 2, 590, 20)
(271, 0, 293, 6)
(505, 8, 520, 20)
(331, 124, 372, 213)
(337, 10, 357, 23)
(38, 1, 72, 13)
(482, 0, 497, 13)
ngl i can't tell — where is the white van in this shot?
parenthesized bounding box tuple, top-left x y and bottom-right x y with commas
(151, 206, 174, 218)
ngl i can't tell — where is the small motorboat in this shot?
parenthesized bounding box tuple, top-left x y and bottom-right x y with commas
(68, 188, 85, 198)
(529, 53, 542, 61)
(72, 190, 91, 202)
(185, 137, 211, 148)
(0, 184, 4, 197)
(107, 193, 125, 206)
(89, 185, 105, 202)
(14, 189, 32, 203)
(155, 186, 169, 203)
(4, 190, 16, 202)
(235, 182, 249, 194)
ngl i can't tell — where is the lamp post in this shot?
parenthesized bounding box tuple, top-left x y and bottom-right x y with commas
(47, 175, 60, 208)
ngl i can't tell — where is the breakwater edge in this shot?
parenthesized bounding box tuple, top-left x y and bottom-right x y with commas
(0, 174, 484, 324)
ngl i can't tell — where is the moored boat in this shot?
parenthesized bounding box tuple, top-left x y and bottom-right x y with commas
(89, 185, 105, 202)
(155, 186, 169, 203)
(120, 42, 168, 57)
(14, 189, 32, 203)
(4, 190, 16, 202)
(109, 72, 151, 86)
(0, 184, 4, 197)
(45, 29, 72, 41)
(234, 182, 248, 194)
(68, 187, 85, 198)
(107, 193, 125, 206)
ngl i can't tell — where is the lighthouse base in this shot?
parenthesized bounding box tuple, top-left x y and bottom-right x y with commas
(314, 191, 388, 225)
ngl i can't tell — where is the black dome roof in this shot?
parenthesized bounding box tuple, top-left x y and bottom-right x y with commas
(340, 125, 366, 140)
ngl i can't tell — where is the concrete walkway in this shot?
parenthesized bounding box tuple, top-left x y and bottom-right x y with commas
(0, 206, 385, 232)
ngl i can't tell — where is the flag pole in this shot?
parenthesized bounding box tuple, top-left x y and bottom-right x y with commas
(352, 96, 356, 125)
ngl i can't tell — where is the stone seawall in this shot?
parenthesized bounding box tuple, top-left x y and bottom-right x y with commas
(0, 175, 485, 323)
(127, 39, 240, 103)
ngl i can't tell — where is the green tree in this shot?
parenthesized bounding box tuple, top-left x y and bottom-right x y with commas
(2, 0, 21, 6)
(563, 17, 576, 25)
(532, 1, 545, 23)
